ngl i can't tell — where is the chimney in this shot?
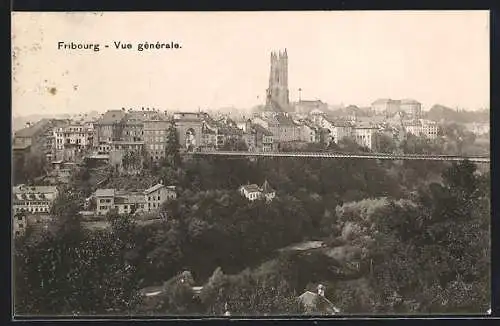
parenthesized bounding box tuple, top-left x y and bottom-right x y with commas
(317, 284, 325, 297)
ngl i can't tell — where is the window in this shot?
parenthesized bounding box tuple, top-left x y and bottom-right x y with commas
(17, 216, 23, 221)
(158, 196, 160, 200)
(19, 224, 24, 228)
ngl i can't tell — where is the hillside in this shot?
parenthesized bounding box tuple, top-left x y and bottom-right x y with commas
(425, 104, 489, 123)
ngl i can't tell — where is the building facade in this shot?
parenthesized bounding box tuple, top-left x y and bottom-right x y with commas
(403, 119, 439, 139)
(144, 119, 170, 161)
(239, 180, 275, 202)
(371, 99, 401, 116)
(12, 185, 59, 215)
(352, 124, 378, 150)
(400, 99, 422, 119)
(294, 100, 328, 115)
(144, 184, 177, 212)
(173, 112, 203, 150)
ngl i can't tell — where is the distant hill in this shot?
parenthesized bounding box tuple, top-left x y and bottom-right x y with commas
(12, 110, 102, 132)
(425, 104, 489, 123)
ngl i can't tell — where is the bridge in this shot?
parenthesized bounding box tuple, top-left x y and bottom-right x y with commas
(186, 151, 490, 163)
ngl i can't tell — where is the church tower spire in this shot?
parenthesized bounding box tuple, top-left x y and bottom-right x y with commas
(265, 49, 290, 112)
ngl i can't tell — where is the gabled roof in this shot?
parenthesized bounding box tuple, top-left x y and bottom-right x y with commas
(95, 188, 115, 197)
(251, 124, 273, 136)
(400, 98, 421, 105)
(98, 110, 127, 124)
(241, 184, 261, 193)
(14, 119, 51, 138)
(275, 114, 296, 126)
(144, 184, 164, 194)
(13, 185, 58, 194)
(261, 180, 274, 194)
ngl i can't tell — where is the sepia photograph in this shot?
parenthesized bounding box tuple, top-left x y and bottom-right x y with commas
(11, 11, 490, 317)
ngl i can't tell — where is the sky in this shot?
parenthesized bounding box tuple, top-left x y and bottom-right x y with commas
(11, 11, 490, 117)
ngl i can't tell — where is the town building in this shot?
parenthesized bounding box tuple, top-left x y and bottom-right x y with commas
(330, 121, 353, 144)
(93, 110, 127, 146)
(243, 122, 274, 152)
(265, 49, 291, 112)
(352, 123, 379, 150)
(13, 214, 27, 237)
(89, 183, 179, 216)
(309, 109, 327, 126)
(403, 119, 439, 139)
(122, 111, 146, 143)
(113, 191, 146, 215)
(294, 100, 328, 115)
(12, 185, 59, 215)
(400, 99, 422, 119)
(144, 118, 170, 161)
(94, 188, 116, 215)
(45, 160, 77, 184)
(371, 99, 401, 116)
(201, 123, 217, 151)
(239, 180, 275, 202)
(52, 122, 94, 161)
(297, 120, 320, 143)
(252, 112, 300, 143)
(13, 119, 60, 165)
(144, 183, 177, 211)
(173, 112, 204, 151)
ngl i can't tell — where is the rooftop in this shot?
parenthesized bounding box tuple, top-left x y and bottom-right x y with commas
(12, 185, 57, 194)
(12, 143, 31, 150)
(251, 124, 273, 136)
(97, 110, 127, 125)
(275, 114, 296, 126)
(144, 183, 167, 194)
(400, 99, 421, 105)
(372, 98, 401, 105)
(241, 184, 261, 193)
(95, 188, 115, 197)
(261, 180, 274, 194)
(14, 119, 51, 138)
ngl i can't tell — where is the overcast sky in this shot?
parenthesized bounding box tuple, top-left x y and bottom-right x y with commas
(12, 11, 489, 117)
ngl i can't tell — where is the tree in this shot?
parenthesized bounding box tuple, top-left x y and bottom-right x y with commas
(200, 267, 300, 316)
(221, 138, 248, 151)
(165, 120, 181, 168)
(373, 132, 397, 153)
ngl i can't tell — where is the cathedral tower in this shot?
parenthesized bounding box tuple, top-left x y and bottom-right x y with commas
(265, 49, 290, 112)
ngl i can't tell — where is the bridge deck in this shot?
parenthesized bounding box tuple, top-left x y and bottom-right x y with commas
(186, 151, 490, 163)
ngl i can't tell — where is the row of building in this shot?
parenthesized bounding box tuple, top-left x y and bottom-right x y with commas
(91, 182, 176, 216)
(12, 106, 441, 171)
(11, 181, 178, 237)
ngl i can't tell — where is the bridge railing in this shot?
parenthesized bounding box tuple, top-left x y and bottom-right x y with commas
(185, 150, 490, 163)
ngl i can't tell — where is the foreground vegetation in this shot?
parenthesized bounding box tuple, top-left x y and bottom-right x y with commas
(14, 124, 490, 315)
